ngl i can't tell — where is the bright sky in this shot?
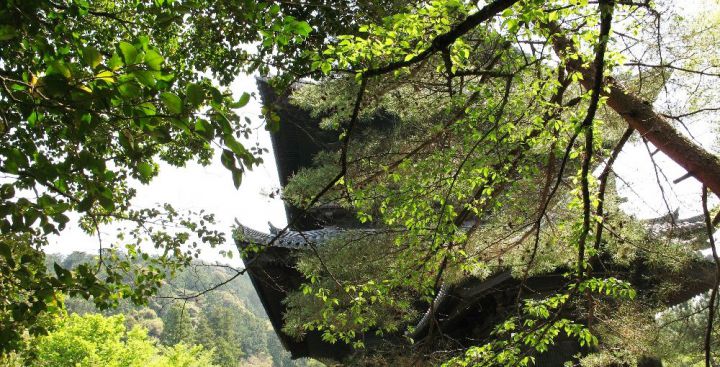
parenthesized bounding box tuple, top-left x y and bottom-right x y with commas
(46, 0, 720, 266)
(614, 103, 718, 220)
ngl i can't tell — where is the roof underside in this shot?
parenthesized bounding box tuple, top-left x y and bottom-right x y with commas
(239, 79, 565, 361)
(238, 80, 356, 359)
(238, 79, 710, 365)
(240, 79, 593, 363)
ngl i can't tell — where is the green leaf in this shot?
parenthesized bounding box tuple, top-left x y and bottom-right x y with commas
(160, 92, 183, 114)
(82, 46, 103, 68)
(194, 119, 214, 140)
(133, 70, 156, 87)
(264, 109, 280, 132)
(320, 61, 331, 75)
(186, 83, 205, 107)
(269, 4, 280, 15)
(137, 162, 155, 182)
(77, 84, 92, 94)
(95, 70, 115, 84)
(118, 82, 141, 98)
(108, 52, 123, 70)
(137, 102, 156, 116)
(74, 0, 90, 13)
(155, 72, 174, 82)
(231, 168, 243, 189)
(0, 184, 15, 200)
(220, 149, 235, 171)
(53, 263, 72, 284)
(144, 49, 164, 70)
(118, 41, 137, 64)
(231, 92, 250, 108)
(295, 21, 312, 37)
(0, 25, 17, 41)
(223, 135, 251, 163)
(27, 111, 39, 126)
(46, 61, 71, 79)
(0, 242, 11, 262)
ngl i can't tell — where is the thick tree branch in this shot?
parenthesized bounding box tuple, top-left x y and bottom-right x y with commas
(547, 22, 720, 195)
(593, 127, 634, 258)
(578, 0, 615, 280)
(363, 0, 520, 77)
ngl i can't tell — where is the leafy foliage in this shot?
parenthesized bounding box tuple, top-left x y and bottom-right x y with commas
(268, 0, 720, 365)
(15, 312, 218, 367)
(0, 0, 355, 349)
(31, 252, 321, 367)
(0, 234, 60, 351)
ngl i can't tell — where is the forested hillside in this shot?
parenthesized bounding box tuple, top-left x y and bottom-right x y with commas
(1, 252, 322, 367)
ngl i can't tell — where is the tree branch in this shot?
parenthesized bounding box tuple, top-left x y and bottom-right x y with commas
(362, 0, 520, 77)
(547, 21, 720, 195)
(577, 0, 615, 280)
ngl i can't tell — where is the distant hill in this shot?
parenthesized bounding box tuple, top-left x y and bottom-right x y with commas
(47, 252, 323, 367)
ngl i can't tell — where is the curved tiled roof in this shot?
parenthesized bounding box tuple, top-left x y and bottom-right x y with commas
(235, 222, 367, 249)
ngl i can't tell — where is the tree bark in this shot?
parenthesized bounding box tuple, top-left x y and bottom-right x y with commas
(548, 22, 720, 195)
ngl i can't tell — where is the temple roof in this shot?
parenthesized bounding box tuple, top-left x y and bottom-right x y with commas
(234, 80, 359, 360)
(236, 79, 713, 365)
(235, 222, 343, 249)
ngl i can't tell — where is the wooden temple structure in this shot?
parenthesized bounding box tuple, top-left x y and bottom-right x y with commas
(235, 80, 714, 366)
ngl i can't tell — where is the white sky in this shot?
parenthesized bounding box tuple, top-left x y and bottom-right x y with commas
(614, 105, 718, 220)
(46, 0, 720, 266)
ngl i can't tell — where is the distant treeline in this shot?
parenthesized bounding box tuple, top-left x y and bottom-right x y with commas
(2, 251, 322, 367)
